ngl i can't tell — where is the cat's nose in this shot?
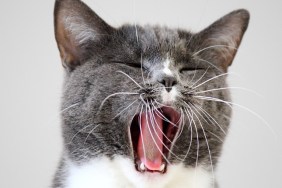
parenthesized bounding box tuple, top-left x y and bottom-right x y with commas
(158, 76, 177, 92)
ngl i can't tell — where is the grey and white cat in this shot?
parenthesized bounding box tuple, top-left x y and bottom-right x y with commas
(52, 0, 249, 187)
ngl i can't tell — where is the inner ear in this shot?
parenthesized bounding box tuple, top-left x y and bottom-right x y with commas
(193, 9, 250, 71)
(54, 0, 114, 71)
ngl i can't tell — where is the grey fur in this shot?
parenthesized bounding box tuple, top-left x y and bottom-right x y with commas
(52, 0, 249, 187)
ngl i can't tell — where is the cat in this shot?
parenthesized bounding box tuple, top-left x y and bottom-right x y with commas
(52, 0, 249, 187)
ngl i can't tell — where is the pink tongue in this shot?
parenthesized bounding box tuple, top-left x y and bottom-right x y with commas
(137, 111, 163, 171)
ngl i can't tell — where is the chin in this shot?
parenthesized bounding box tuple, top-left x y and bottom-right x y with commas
(64, 156, 213, 188)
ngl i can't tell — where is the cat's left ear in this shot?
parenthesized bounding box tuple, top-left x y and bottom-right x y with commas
(54, 0, 115, 71)
(194, 9, 250, 71)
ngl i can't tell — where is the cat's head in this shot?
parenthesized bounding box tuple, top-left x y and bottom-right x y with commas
(54, 0, 249, 174)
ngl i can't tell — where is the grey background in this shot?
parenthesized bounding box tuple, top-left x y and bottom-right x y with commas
(1, 0, 282, 187)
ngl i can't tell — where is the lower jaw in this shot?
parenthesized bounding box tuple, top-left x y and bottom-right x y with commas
(135, 158, 167, 174)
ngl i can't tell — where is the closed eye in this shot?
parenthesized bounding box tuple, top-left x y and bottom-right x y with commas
(114, 61, 147, 70)
(179, 67, 205, 73)
(124, 62, 142, 68)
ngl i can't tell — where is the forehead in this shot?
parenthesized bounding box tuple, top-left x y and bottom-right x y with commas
(119, 25, 193, 63)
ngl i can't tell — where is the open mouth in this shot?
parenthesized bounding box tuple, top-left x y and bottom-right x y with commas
(130, 107, 180, 174)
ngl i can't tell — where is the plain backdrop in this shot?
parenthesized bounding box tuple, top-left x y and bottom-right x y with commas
(1, 0, 282, 187)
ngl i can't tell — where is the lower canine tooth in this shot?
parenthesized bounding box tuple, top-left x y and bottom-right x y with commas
(160, 163, 165, 172)
(140, 162, 146, 171)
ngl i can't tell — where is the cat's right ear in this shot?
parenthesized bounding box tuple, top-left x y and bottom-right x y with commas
(54, 0, 114, 71)
(194, 9, 250, 71)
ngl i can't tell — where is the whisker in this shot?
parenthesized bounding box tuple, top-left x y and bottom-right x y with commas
(132, 0, 139, 43)
(194, 95, 277, 138)
(187, 66, 199, 86)
(195, 57, 223, 72)
(206, 130, 224, 143)
(191, 72, 229, 90)
(150, 103, 174, 144)
(99, 92, 139, 111)
(140, 53, 147, 86)
(180, 108, 193, 162)
(139, 93, 148, 107)
(68, 124, 93, 145)
(145, 102, 171, 165)
(139, 104, 147, 165)
(193, 103, 227, 135)
(151, 102, 179, 127)
(134, 22, 139, 43)
(146, 69, 154, 81)
(194, 95, 232, 108)
(84, 124, 101, 144)
(44, 102, 81, 127)
(184, 107, 199, 167)
(61, 102, 81, 113)
(181, 99, 227, 135)
(192, 44, 237, 57)
(190, 106, 215, 188)
(173, 109, 185, 141)
(112, 99, 139, 119)
(149, 102, 183, 161)
(116, 70, 143, 89)
(190, 67, 210, 88)
(185, 102, 212, 125)
(191, 86, 262, 97)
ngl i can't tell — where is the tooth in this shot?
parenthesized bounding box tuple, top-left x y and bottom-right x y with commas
(159, 163, 166, 172)
(140, 162, 146, 171)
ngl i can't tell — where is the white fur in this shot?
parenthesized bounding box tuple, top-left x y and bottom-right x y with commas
(65, 156, 212, 188)
(161, 87, 178, 104)
(163, 59, 173, 76)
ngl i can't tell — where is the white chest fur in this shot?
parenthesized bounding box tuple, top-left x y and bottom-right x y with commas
(65, 157, 212, 188)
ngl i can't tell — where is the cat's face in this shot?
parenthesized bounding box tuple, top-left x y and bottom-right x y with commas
(54, 0, 249, 187)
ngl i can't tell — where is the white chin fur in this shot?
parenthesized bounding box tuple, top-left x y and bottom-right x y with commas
(161, 87, 178, 104)
(65, 156, 212, 188)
